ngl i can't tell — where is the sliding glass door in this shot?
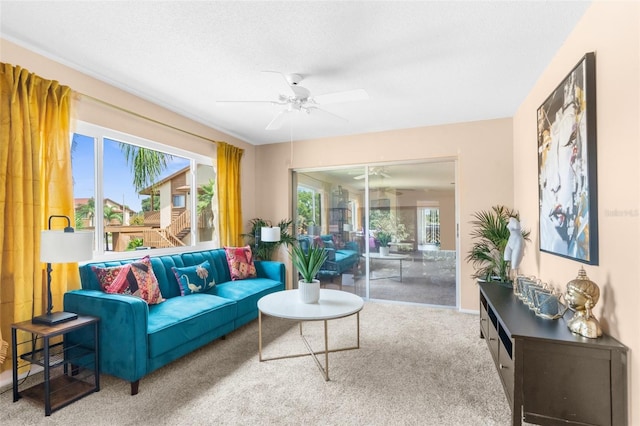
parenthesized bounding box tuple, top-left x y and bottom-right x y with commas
(293, 161, 457, 307)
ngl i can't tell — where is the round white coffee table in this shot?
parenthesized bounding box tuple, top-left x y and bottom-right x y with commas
(257, 289, 364, 381)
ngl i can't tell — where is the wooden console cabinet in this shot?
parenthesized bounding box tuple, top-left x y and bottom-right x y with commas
(479, 282, 628, 426)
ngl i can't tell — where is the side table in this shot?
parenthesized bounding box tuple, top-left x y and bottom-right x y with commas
(12, 315, 100, 416)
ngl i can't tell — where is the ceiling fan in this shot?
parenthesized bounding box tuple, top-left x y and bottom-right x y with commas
(216, 71, 369, 130)
(353, 167, 391, 180)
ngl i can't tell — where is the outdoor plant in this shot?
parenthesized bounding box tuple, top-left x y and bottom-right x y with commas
(369, 210, 408, 244)
(290, 243, 328, 283)
(465, 205, 530, 282)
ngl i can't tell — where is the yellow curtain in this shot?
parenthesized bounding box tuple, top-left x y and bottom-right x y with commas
(0, 63, 77, 372)
(216, 141, 244, 247)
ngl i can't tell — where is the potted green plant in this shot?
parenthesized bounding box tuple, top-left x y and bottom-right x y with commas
(376, 231, 392, 256)
(465, 205, 530, 283)
(290, 243, 328, 304)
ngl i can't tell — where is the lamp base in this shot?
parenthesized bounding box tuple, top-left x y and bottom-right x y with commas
(32, 311, 78, 325)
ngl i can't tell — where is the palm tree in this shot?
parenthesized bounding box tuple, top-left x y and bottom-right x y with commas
(103, 205, 123, 251)
(197, 179, 215, 215)
(76, 197, 95, 228)
(119, 144, 173, 208)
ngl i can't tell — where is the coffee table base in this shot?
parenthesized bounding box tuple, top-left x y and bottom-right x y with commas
(258, 312, 360, 381)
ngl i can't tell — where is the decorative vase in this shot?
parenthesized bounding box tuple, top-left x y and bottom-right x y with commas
(379, 246, 390, 256)
(299, 279, 320, 304)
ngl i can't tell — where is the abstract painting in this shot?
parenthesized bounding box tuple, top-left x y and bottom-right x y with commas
(537, 52, 598, 264)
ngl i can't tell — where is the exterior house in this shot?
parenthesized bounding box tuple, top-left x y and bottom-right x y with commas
(74, 197, 136, 227)
(138, 166, 192, 248)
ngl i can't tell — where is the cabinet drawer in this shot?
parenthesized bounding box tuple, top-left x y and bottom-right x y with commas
(487, 320, 499, 363)
(498, 338, 514, 403)
(480, 305, 489, 338)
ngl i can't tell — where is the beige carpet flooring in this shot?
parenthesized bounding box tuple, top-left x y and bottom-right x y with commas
(0, 301, 511, 425)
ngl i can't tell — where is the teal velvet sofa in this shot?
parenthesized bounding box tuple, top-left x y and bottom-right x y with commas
(298, 235, 359, 278)
(63, 248, 285, 395)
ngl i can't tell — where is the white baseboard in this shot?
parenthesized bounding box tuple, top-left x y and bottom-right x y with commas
(0, 365, 43, 390)
(0, 369, 11, 389)
(459, 308, 479, 315)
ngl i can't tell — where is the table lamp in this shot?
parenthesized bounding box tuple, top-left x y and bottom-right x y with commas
(33, 215, 94, 325)
(261, 226, 281, 243)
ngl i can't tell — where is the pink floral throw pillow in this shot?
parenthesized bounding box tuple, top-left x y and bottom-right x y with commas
(92, 256, 164, 304)
(224, 245, 257, 280)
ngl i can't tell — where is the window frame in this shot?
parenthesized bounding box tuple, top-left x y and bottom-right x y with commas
(73, 121, 217, 261)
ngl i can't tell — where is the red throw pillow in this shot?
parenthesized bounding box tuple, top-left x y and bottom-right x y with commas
(92, 256, 164, 304)
(224, 245, 257, 280)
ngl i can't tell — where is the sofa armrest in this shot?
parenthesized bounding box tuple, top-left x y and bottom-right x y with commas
(254, 260, 285, 284)
(64, 289, 149, 383)
(323, 247, 336, 261)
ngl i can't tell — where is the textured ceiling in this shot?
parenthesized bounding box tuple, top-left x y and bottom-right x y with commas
(0, 1, 591, 145)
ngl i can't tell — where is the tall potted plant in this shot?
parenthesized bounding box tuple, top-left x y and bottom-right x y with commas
(465, 205, 530, 282)
(290, 243, 328, 304)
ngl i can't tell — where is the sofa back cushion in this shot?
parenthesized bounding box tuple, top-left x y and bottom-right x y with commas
(79, 249, 233, 299)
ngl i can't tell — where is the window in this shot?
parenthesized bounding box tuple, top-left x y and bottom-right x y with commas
(72, 121, 217, 256)
(418, 206, 440, 248)
(173, 195, 186, 208)
(297, 185, 322, 235)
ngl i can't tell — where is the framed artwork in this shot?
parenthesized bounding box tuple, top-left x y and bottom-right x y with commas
(537, 52, 598, 264)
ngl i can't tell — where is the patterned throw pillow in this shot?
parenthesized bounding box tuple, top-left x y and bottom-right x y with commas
(172, 261, 215, 296)
(224, 245, 257, 280)
(92, 256, 164, 304)
(92, 264, 130, 292)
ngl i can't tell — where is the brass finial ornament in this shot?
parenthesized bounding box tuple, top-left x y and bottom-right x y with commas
(565, 267, 602, 338)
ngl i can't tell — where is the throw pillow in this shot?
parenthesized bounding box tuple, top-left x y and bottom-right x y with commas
(172, 261, 215, 296)
(92, 256, 164, 304)
(224, 245, 257, 280)
(92, 264, 131, 292)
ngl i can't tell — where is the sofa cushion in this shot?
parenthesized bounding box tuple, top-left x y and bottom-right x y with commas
(172, 261, 215, 296)
(146, 294, 236, 358)
(214, 278, 282, 319)
(224, 245, 257, 280)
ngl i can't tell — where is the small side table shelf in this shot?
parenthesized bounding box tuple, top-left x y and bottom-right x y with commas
(11, 315, 100, 416)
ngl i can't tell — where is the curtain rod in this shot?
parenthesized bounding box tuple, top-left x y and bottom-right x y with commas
(75, 91, 221, 145)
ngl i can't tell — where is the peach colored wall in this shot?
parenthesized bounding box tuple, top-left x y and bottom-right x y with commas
(256, 118, 514, 309)
(0, 38, 258, 223)
(513, 2, 639, 422)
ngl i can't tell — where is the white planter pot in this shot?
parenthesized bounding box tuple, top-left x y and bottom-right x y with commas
(299, 279, 320, 304)
(379, 246, 390, 256)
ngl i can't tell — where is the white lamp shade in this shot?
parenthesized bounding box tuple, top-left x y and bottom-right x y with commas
(41, 230, 94, 263)
(261, 227, 281, 242)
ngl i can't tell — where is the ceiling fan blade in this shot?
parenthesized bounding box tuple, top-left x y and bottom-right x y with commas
(313, 88, 369, 105)
(265, 110, 290, 130)
(308, 106, 348, 122)
(261, 70, 297, 96)
(353, 175, 366, 180)
(216, 100, 279, 106)
(380, 172, 392, 178)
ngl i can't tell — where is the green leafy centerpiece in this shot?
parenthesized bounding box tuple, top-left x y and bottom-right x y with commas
(290, 243, 328, 304)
